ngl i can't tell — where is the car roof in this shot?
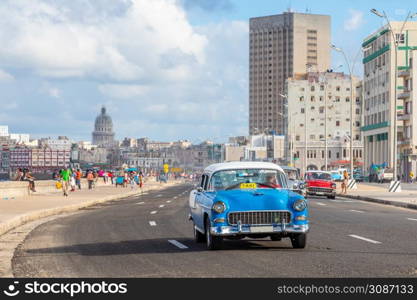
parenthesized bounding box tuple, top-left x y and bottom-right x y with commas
(306, 170, 331, 174)
(204, 161, 284, 175)
(280, 166, 297, 171)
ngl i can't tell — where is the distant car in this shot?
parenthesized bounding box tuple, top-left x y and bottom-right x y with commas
(353, 171, 364, 182)
(330, 170, 343, 182)
(281, 166, 306, 197)
(381, 168, 394, 182)
(189, 162, 309, 250)
(304, 171, 336, 199)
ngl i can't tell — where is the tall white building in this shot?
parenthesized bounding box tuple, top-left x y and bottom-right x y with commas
(362, 22, 417, 175)
(286, 72, 363, 173)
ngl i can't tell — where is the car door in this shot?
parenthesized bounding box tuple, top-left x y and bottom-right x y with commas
(193, 174, 209, 230)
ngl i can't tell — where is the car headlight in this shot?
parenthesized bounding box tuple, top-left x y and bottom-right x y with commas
(293, 199, 307, 211)
(212, 201, 226, 213)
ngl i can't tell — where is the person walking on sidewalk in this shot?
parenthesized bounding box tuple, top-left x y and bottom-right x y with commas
(341, 170, 349, 194)
(409, 171, 414, 183)
(87, 171, 94, 190)
(60, 166, 72, 196)
(75, 169, 82, 189)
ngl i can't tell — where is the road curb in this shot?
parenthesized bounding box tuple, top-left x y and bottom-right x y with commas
(0, 182, 180, 237)
(337, 193, 417, 210)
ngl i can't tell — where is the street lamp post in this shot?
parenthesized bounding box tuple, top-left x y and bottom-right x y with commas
(370, 9, 417, 185)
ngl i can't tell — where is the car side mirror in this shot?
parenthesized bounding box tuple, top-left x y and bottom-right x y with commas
(197, 187, 203, 192)
(292, 183, 298, 190)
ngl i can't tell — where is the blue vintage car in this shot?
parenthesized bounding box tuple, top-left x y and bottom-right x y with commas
(189, 162, 309, 250)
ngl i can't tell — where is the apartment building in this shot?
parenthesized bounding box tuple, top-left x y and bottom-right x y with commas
(249, 12, 331, 136)
(362, 22, 417, 175)
(286, 72, 363, 173)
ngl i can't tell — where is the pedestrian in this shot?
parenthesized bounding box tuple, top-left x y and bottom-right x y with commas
(130, 173, 136, 189)
(60, 166, 71, 196)
(409, 171, 414, 183)
(70, 173, 76, 192)
(342, 169, 349, 194)
(14, 168, 23, 181)
(139, 172, 143, 188)
(108, 171, 114, 185)
(25, 170, 36, 193)
(87, 171, 94, 190)
(75, 169, 82, 189)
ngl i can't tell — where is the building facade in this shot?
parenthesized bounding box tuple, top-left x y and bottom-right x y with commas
(249, 12, 331, 136)
(92, 106, 115, 147)
(286, 72, 363, 173)
(362, 22, 417, 176)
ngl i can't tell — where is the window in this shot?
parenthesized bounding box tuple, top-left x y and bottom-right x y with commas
(319, 134, 324, 140)
(310, 86, 315, 92)
(296, 135, 300, 141)
(319, 107, 324, 113)
(310, 135, 315, 140)
(336, 121, 340, 126)
(301, 108, 305, 113)
(311, 96, 315, 102)
(343, 149, 346, 158)
(336, 152, 340, 159)
(395, 33, 405, 44)
(356, 108, 360, 114)
(346, 97, 350, 102)
(336, 86, 340, 91)
(300, 123, 304, 127)
(320, 85, 324, 91)
(335, 97, 340, 102)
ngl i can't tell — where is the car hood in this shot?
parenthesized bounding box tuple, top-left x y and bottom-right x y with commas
(306, 179, 333, 187)
(214, 189, 296, 211)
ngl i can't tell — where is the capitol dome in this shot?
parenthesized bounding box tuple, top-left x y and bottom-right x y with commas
(92, 106, 115, 147)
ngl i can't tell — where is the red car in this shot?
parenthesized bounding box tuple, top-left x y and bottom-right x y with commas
(304, 171, 336, 199)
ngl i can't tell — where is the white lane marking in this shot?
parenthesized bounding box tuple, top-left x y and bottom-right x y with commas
(135, 202, 145, 205)
(149, 221, 157, 226)
(168, 240, 188, 249)
(156, 194, 162, 197)
(348, 234, 381, 244)
(315, 202, 327, 206)
(150, 211, 157, 214)
(159, 204, 165, 208)
(173, 196, 178, 199)
(349, 209, 365, 213)
(407, 218, 417, 221)
(166, 200, 171, 203)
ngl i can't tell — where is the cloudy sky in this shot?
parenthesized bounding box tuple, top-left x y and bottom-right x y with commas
(0, 0, 414, 143)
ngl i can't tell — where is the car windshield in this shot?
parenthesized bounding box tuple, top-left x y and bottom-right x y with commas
(284, 169, 298, 180)
(306, 172, 331, 181)
(209, 169, 287, 191)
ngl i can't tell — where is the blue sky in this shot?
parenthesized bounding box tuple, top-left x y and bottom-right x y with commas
(0, 0, 415, 143)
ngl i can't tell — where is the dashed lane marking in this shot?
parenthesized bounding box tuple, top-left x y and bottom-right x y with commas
(135, 202, 145, 205)
(407, 218, 417, 221)
(159, 205, 165, 208)
(349, 209, 365, 213)
(168, 240, 188, 249)
(166, 200, 171, 203)
(348, 234, 381, 244)
(150, 211, 157, 214)
(330, 199, 355, 203)
(149, 221, 157, 226)
(156, 194, 163, 197)
(315, 202, 327, 206)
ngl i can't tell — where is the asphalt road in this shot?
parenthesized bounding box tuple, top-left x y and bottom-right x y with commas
(12, 184, 417, 277)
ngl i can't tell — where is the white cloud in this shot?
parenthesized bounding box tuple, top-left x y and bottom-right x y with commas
(344, 9, 364, 31)
(0, 69, 14, 81)
(98, 84, 150, 99)
(0, 0, 207, 82)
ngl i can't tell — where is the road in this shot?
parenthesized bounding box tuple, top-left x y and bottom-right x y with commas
(362, 181, 417, 191)
(12, 184, 417, 277)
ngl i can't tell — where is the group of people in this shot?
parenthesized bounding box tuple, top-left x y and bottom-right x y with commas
(15, 168, 36, 193)
(118, 171, 144, 189)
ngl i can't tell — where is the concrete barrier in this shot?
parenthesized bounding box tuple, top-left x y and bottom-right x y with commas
(0, 180, 180, 237)
(0, 178, 117, 199)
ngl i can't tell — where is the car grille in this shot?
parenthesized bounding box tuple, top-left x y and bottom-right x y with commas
(308, 187, 332, 193)
(228, 211, 291, 225)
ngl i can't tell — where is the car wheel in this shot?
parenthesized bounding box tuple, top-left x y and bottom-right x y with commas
(270, 234, 281, 241)
(327, 195, 336, 199)
(205, 217, 223, 250)
(193, 224, 205, 243)
(290, 233, 306, 249)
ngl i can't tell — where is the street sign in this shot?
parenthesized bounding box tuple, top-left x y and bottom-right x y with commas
(171, 167, 183, 173)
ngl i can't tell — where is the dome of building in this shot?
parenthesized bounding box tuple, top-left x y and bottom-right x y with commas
(92, 106, 115, 147)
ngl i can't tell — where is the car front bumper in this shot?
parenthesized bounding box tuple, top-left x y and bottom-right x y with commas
(210, 223, 309, 236)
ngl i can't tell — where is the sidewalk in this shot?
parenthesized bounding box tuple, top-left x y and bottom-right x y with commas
(336, 182, 417, 210)
(0, 179, 180, 237)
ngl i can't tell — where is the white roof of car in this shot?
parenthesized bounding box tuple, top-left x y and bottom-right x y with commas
(204, 161, 284, 175)
(306, 170, 331, 174)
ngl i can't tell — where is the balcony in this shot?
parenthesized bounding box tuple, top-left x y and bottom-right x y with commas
(398, 69, 410, 77)
(397, 91, 410, 99)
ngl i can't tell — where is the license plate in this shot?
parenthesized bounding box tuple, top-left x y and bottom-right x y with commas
(240, 183, 257, 189)
(250, 226, 273, 233)
(316, 192, 324, 195)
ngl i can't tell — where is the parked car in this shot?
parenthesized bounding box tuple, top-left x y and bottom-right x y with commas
(353, 170, 364, 182)
(188, 162, 309, 250)
(330, 170, 343, 182)
(381, 168, 394, 182)
(281, 166, 306, 197)
(304, 171, 336, 199)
